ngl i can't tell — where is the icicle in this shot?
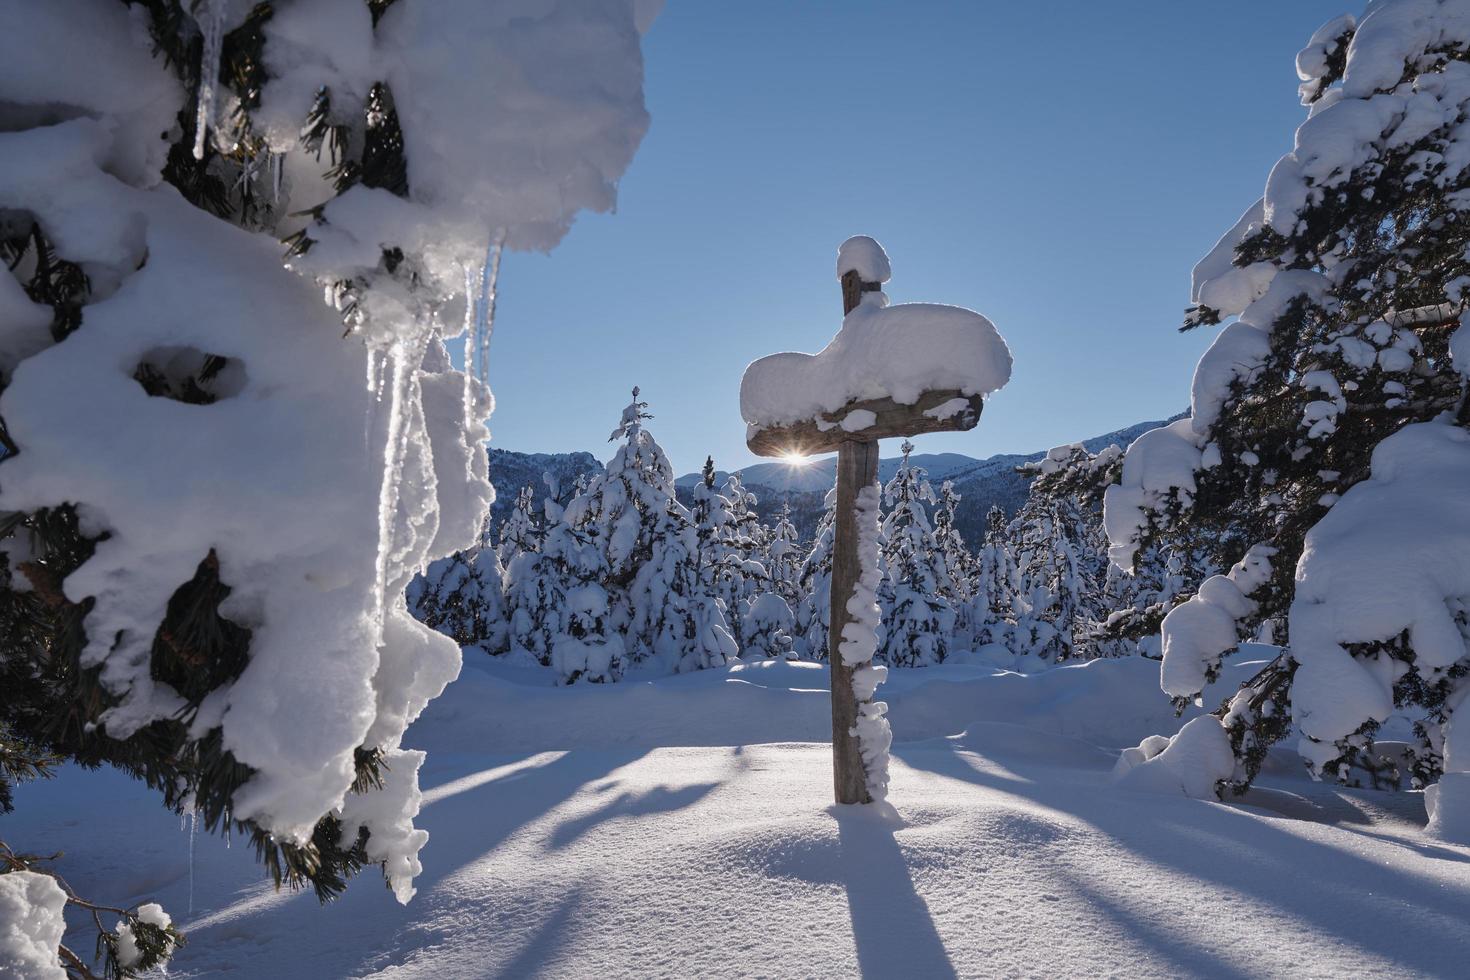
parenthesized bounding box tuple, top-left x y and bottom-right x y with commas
(370, 329, 433, 642)
(371, 343, 408, 638)
(460, 261, 480, 435)
(366, 346, 382, 401)
(363, 346, 383, 456)
(271, 152, 283, 203)
(193, 0, 226, 161)
(187, 805, 198, 915)
(476, 230, 505, 386)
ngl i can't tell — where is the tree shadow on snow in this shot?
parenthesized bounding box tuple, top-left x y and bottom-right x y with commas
(893, 742, 1470, 977)
(830, 804, 958, 980)
(179, 748, 651, 980)
(546, 782, 720, 850)
(487, 886, 585, 980)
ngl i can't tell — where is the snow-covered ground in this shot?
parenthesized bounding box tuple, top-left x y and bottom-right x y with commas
(11, 650, 1470, 978)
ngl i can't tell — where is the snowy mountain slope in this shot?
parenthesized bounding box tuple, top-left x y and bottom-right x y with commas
(11, 650, 1469, 978)
(486, 448, 603, 528)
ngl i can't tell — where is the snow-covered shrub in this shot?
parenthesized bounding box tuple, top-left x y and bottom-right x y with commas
(552, 584, 624, 685)
(411, 544, 508, 653)
(503, 550, 569, 664)
(0, 0, 658, 943)
(742, 592, 797, 660)
(1103, 0, 1470, 818)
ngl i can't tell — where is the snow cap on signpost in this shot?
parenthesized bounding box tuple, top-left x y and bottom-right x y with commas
(741, 236, 1013, 458)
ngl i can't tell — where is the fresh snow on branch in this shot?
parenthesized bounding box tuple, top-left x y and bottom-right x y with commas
(0, 0, 659, 916)
(0, 872, 66, 980)
(1289, 424, 1470, 789)
(1159, 546, 1274, 702)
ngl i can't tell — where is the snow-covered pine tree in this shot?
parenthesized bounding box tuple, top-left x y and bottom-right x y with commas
(1098, 536, 1213, 659)
(1105, 1, 1470, 834)
(628, 493, 736, 673)
(714, 471, 767, 652)
(520, 473, 614, 681)
(690, 457, 735, 583)
(1009, 498, 1084, 662)
(764, 502, 805, 609)
(504, 492, 593, 673)
(558, 390, 733, 677)
(932, 480, 977, 644)
(1019, 442, 1140, 659)
(0, 0, 657, 958)
(795, 487, 838, 660)
(879, 441, 952, 667)
(413, 545, 509, 653)
(725, 471, 767, 557)
(497, 485, 543, 565)
(552, 582, 625, 685)
(972, 504, 1020, 649)
(502, 550, 563, 666)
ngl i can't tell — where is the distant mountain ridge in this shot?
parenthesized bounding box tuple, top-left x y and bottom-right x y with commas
(488, 414, 1183, 545)
(672, 452, 983, 494)
(486, 448, 603, 530)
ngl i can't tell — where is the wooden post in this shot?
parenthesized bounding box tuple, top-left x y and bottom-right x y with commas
(830, 437, 878, 804)
(742, 239, 991, 806)
(829, 267, 881, 805)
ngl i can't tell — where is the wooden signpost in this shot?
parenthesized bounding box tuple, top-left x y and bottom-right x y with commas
(745, 265, 986, 805)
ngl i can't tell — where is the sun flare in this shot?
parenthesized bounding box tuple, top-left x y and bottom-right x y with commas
(780, 451, 811, 467)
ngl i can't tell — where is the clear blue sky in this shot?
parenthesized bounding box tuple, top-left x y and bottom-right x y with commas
(486, 0, 1347, 477)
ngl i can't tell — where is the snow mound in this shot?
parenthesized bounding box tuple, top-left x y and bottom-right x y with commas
(1427, 772, 1470, 844)
(741, 241, 1012, 429)
(1115, 715, 1236, 799)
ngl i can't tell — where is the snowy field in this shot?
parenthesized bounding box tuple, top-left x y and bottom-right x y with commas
(11, 651, 1470, 979)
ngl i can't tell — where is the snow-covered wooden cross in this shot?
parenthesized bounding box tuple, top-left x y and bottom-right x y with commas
(740, 236, 1012, 806)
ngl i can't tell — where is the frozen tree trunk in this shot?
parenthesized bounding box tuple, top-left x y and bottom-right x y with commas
(830, 437, 879, 803)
